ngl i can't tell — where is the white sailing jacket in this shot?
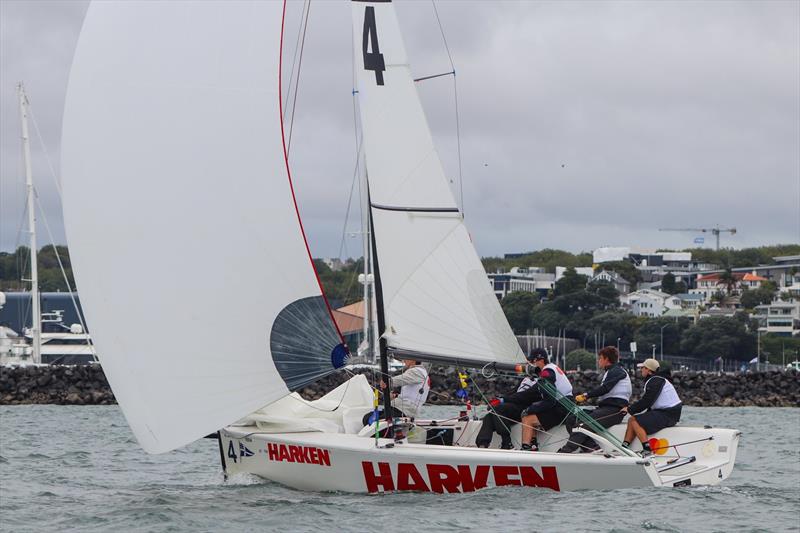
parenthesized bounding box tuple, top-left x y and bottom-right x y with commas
(391, 365, 430, 418)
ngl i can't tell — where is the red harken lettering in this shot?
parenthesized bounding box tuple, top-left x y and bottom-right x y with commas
(267, 443, 331, 467)
(361, 462, 560, 493)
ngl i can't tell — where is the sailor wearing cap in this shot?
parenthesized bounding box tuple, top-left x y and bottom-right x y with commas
(622, 358, 683, 456)
(475, 347, 548, 449)
(517, 350, 574, 451)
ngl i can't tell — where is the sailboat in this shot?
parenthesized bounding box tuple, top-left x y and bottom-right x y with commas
(61, 1, 739, 492)
(0, 83, 96, 367)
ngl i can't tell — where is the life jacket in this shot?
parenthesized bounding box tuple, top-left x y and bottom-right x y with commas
(598, 365, 632, 403)
(544, 363, 573, 397)
(649, 375, 682, 410)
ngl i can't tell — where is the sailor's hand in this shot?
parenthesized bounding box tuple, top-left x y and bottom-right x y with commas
(575, 394, 587, 404)
(620, 406, 629, 414)
(379, 380, 388, 390)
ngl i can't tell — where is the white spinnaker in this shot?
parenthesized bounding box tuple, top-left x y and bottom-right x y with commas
(352, 1, 524, 365)
(62, 1, 335, 454)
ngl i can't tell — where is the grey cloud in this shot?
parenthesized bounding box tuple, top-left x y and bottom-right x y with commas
(1, 0, 797, 259)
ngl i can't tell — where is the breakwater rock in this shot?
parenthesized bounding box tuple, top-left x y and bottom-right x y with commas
(1, 365, 798, 407)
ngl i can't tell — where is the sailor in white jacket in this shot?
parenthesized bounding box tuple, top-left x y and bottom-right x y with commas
(362, 359, 430, 426)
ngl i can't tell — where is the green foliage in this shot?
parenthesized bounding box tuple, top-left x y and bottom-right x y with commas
(554, 267, 588, 296)
(681, 245, 800, 268)
(481, 249, 592, 274)
(0, 246, 74, 292)
(586, 279, 620, 304)
(740, 285, 777, 309)
(680, 317, 757, 360)
(599, 261, 641, 286)
(565, 349, 596, 371)
(661, 273, 677, 294)
(312, 258, 361, 307)
(634, 317, 693, 356)
(587, 311, 640, 348)
(760, 334, 800, 364)
(500, 291, 540, 334)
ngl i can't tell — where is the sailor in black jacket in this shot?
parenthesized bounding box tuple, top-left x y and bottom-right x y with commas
(557, 346, 631, 453)
(622, 358, 682, 455)
(475, 347, 545, 449)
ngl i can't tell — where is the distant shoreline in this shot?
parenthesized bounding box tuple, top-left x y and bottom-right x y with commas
(1, 364, 797, 408)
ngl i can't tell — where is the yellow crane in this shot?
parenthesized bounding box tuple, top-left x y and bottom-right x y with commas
(658, 226, 737, 251)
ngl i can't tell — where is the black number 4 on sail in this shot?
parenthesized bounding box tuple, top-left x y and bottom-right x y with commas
(362, 6, 385, 85)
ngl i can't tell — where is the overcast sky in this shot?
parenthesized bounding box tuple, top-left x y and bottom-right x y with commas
(1, 0, 798, 259)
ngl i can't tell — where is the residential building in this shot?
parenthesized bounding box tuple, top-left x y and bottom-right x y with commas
(754, 300, 800, 336)
(488, 267, 555, 299)
(675, 293, 704, 310)
(690, 271, 768, 304)
(620, 289, 682, 318)
(590, 270, 631, 295)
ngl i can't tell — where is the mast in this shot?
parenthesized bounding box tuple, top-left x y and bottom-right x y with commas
(18, 82, 41, 365)
(360, 160, 374, 363)
(367, 187, 393, 433)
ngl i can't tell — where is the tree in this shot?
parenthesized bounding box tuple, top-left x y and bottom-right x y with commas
(599, 261, 641, 287)
(500, 291, 540, 334)
(680, 316, 756, 360)
(565, 349, 597, 371)
(554, 267, 588, 296)
(674, 280, 687, 294)
(661, 273, 677, 294)
(717, 268, 737, 295)
(586, 279, 620, 306)
(634, 317, 693, 356)
(586, 311, 639, 351)
(740, 286, 776, 309)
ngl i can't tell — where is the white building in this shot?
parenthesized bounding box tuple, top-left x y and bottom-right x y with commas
(487, 267, 555, 299)
(555, 266, 594, 281)
(690, 271, 768, 304)
(620, 289, 682, 318)
(590, 270, 631, 294)
(754, 300, 800, 336)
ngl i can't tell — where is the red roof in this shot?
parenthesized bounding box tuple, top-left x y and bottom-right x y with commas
(697, 272, 766, 282)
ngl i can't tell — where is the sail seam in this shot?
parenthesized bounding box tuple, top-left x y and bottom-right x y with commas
(370, 203, 459, 213)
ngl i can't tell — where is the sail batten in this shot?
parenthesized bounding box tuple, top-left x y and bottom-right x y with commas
(352, 1, 525, 367)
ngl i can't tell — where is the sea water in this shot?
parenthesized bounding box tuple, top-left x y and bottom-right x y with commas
(1, 405, 798, 532)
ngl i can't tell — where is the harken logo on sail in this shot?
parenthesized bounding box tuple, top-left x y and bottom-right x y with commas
(267, 443, 331, 467)
(362, 462, 560, 493)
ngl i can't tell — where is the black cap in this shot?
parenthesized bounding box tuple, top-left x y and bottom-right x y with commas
(527, 347, 549, 362)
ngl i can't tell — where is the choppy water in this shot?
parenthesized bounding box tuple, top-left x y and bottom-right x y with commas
(1, 405, 798, 532)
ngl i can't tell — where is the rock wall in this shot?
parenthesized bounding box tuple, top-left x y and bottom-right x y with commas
(1, 365, 798, 407)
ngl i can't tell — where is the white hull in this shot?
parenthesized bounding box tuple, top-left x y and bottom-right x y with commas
(220, 404, 739, 493)
(219, 376, 740, 493)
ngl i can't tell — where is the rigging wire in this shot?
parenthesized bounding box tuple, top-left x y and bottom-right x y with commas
(33, 192, 98, 361)
(282, 0, 309, 119)
(430, 0, 464, 215)
(286, 0, 312, 154)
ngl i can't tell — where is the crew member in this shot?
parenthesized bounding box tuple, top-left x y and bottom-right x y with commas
(475, 347, 545, 449)
(558, 346, 631, 453)
(622, 358, 682, 455)
(362, 359, 430, 426)
(519, 351, 574, 451)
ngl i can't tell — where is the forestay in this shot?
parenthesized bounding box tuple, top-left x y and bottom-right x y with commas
(351, 0, 524, 366)
(61, 1, 343, 454)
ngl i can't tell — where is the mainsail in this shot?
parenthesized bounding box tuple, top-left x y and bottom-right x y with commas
(61, 1, 344, 454)
(351, 1, 525, 367)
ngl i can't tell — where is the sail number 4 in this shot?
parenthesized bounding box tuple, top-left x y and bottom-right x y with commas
(362, 6, 385, 85)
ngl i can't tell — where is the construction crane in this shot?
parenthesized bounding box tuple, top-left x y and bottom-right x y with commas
(658, 226, 737, 251)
